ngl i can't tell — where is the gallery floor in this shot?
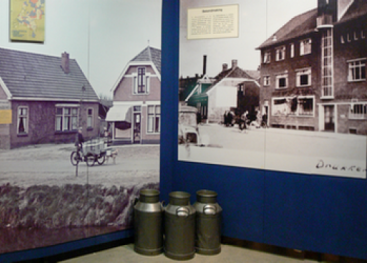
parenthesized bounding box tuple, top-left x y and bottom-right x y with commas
(59, 242, 366, 263)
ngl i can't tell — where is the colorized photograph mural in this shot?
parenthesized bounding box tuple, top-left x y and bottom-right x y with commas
(178, 0, 367, 179)
(0, 0, 161, 254)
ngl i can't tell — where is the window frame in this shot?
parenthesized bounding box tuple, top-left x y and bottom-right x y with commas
(347, 58, 366, 82)
(271, 96, 314, 117)
(133, 67, 150, 95)
(55, 106, 79, 132)
(349, 102, 367, 119)
(300, 38, 312, 56)
(87, 108, 93, 129)
(17, 106, 29, 135)
(147, 105, 161, 134)
(275, 46, 286, 61)
(296, 68, 312, 87)
(276, 73, 288, 89)
(263, 50, 271, 63)
(290, 43, 295, 58)
(263, 76, 270, 86)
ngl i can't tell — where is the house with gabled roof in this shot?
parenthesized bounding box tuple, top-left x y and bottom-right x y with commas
(186, 59, 260, 123)
(0, 47, 100, 149)
(107, 45, 161, 145)
(257, 0, 367, 134)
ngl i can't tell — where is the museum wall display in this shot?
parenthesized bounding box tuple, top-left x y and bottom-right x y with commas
(0, 0, 161, 262)
(161, 0, 367, 260)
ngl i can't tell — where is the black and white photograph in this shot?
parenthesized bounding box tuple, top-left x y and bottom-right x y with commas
(178, 0, 367, 179)
(0, 0, 161, 254)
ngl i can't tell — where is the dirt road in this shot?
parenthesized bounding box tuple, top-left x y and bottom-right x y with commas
(0, 143, 160, 188)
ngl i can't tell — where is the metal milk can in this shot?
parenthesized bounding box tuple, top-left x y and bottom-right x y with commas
(164, 191, 196, 260)
(133, 189, 163, 255)
(193, 189, 222, 255)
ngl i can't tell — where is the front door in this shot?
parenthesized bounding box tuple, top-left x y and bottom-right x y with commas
(324, 105, 335, 131)
(133, 113, 141, 143)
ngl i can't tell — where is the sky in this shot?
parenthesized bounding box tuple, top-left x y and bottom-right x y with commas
(0, 0, 162, 98)
(180, 0, 317, 78)
(0, 0, 317, 97)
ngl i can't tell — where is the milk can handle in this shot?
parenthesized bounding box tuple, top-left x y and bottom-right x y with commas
(176, 207, 189, 217)
(203, 204, 217, 215)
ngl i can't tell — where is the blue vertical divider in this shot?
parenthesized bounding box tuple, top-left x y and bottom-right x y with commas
(160, 0, 367, 260)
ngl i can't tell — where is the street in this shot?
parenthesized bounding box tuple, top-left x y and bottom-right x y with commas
(0, 144, 160, 188)
(179, 123, 367, 179)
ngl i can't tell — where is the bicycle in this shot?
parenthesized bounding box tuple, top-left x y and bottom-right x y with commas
(70, 145, 96, 166)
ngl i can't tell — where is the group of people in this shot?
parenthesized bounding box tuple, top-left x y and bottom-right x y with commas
(223, 110, 268, 130)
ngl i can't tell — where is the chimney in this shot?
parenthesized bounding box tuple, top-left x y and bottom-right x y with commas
(232, 59, 238, 68)
(61, 52, 70, 74)
(222, 63, 228, 71)
(203, 55, 207, 76)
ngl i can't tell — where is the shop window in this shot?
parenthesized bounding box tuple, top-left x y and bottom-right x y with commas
(298, 98, 313, 116)
(348, 58, 366, 82)
(17, 106, 28, 135)
(349, 103, 367, 119)
(147, 105, 160, 133)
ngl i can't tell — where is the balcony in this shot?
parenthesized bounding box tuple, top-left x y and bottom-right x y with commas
(317, 15, 333, 28)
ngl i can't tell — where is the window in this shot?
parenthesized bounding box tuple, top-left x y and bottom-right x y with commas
(263, 76, 270, 86)
(276, 73, 288, 89)
(349, 103, 367, 119)
(290, 43, 295, 58)
(134, 67, 150, 94)
(263, 51, 271, 63)
(87, 108, 93, 128)
(17, 106, 28, 134)
(348, 58, 366, 81)
(56, 107, 78, 131)
(321, 29, 333, 97)
(272, 97, 314, 116)
(298, 98, 314, 116)
(275, 46, 285, 61)
(272, 98, 288, 116)
(147, 105, 160, 133)
(354, 31, 358, 40)
(300, 39, 312, 55)
(296, 68, 312, 87)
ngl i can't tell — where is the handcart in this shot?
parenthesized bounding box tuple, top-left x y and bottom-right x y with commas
(70, 138, 118, 166)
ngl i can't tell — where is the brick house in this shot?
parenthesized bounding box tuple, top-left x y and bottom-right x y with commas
(0, 48, 100, 149)
(107, 46, 161, 144)
(257, 0, 367, 134)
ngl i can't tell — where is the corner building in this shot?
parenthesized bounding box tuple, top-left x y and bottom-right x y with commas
(257, 0, 367, 135)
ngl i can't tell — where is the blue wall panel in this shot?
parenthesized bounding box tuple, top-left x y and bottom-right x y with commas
(161, 0, 367, 260)
(263, 171, 367, 259)
(174, 162, 265, 242)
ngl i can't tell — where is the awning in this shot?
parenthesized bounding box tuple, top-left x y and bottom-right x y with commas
(106, 105, 132, 122)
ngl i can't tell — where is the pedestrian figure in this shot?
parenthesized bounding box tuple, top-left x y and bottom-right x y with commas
(75, 127, 85, 153)
(239, 111, 248, 132)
